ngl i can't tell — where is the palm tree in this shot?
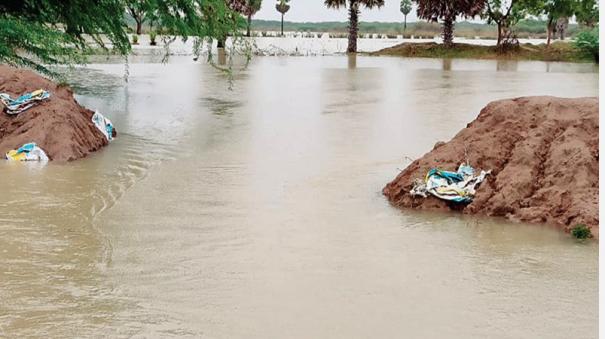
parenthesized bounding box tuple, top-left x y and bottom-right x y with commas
(228, 0, 262, 37)
(400, 0, 412, 30)
(415, 0, 485, 47)
(276, 0, 291, 37)
(244, 0, 262, 37)
(324, 0, 385, 53)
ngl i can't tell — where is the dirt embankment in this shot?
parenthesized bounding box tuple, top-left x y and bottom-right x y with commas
(372, 42, 589, 63)
(0, 65, 113, 161)
(383, 96, 598, 233)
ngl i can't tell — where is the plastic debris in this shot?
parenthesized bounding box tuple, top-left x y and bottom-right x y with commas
(410, 164, 490, 203)
(92, 111, 114, 141)
(0, 89, 50, 115)
(6, 142, 49, 162)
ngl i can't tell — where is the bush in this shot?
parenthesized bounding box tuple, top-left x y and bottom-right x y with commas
(571, 224, 593, 239)
(149, 31, 157, 46)
(574, 28, 599, 63)
(132, 34, 139, 45)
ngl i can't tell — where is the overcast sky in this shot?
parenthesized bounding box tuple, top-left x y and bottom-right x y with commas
(255, 0, 420, 23)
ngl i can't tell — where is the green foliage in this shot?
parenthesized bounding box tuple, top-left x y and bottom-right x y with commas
(0, 0, 129, 74)
(415, 0, 485, 22)
(126, 0, 148, 34)
(0, 15, 87, 74)
(132, 34, 139, 45)
(574, 27, 599, 62)
(400, 0, 412, 16)
(276, 0, 291, 14)
(484, 0, 542, 28)
(532, 0, 576, 36)
(0, 0, 243, 74)
(575, 0, 599, 27)
(250, 19, 583, 38)
(571, 224, 593, 239)
(514, 18, 551, 33)
(414, 0, 485, 45)
(149, 30, 157, 45)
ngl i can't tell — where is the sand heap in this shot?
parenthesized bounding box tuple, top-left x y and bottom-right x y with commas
(383, 96, 598, 232)
(0, 65, 114, 161)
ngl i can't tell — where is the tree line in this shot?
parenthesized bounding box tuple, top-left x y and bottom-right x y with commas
(0, 0, 599, 72)
(324, 0, 598, 52)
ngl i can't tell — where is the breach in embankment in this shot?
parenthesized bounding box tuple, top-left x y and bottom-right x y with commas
(383, 96, 598, 235)
(0, 65, 115, 161)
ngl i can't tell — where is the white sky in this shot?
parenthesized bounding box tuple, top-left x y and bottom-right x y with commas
(255, 0, 420, 22)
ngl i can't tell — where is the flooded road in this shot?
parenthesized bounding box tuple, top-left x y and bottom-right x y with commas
(0, 56, 598, 338)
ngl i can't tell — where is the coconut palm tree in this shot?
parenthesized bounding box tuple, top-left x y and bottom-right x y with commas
(415, 0, 485, 47)
(400, 0, 412, 30)
(324, 0, 385, 53)
(276, 0, 291, 37)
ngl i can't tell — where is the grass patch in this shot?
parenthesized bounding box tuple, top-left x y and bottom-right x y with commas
(571, 224, 593, 239)
(371, 41, 594, 63)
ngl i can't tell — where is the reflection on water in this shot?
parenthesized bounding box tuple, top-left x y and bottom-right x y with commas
(496, 59, 519, 72)
(0, 55, 598, 338)
(347, 54, 357, 69)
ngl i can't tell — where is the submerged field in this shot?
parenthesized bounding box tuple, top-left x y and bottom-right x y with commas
(0, 55, 598, 338)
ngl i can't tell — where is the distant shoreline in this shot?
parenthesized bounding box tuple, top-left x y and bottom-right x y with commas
(125, 18, 582, 41)
(371, 41, 594, 63)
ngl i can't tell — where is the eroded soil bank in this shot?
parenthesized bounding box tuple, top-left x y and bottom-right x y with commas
(372, 42, 591, 62)
(383, 96, 598, 233)
(0, 65, 113, 161)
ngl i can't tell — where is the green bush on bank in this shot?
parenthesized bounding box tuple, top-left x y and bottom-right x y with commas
(574, 27, 599, 63)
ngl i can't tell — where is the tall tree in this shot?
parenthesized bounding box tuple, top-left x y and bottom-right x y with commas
(400, 0, 412, 30)
(483, 0, 540, 46)
(217, 0, 256, 47)
(325, 0, 385, 53)
(126, 0, 147, 35)
(276, 0, 291, 36)
(239, 0, 262, 37)
(575, 0, 599, 27)
(538, 0, 577, 45)
(414, 0, 485, 47)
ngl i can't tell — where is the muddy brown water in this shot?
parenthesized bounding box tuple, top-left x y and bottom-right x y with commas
(0, 56, 598, 338)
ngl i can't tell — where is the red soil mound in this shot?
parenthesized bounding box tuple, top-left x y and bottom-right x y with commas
(383, 96, 598, 233)
(0, 65, 114, 161)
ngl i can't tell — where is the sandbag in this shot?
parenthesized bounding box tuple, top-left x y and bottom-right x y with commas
(92, 111, 114, 141)
(6, 142, 49, 162)
(410, 164, 490, 203)
(0, 89, 50, 115)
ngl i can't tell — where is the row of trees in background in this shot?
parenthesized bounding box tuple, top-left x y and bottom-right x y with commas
(416, 0, 599, 48)
(323, 0, 598, 53)
(126, 0, 292, 39)
(0, 0, 599, 73)
(482, 0, 599, 46)
(122, 0, 598, 58)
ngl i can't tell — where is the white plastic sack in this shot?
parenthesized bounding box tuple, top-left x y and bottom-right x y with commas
(92, 111, 114, 141)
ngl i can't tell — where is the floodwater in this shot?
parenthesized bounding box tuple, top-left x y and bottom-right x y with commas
(132, 35, 551, 56)
(0, 55, 598, 338)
